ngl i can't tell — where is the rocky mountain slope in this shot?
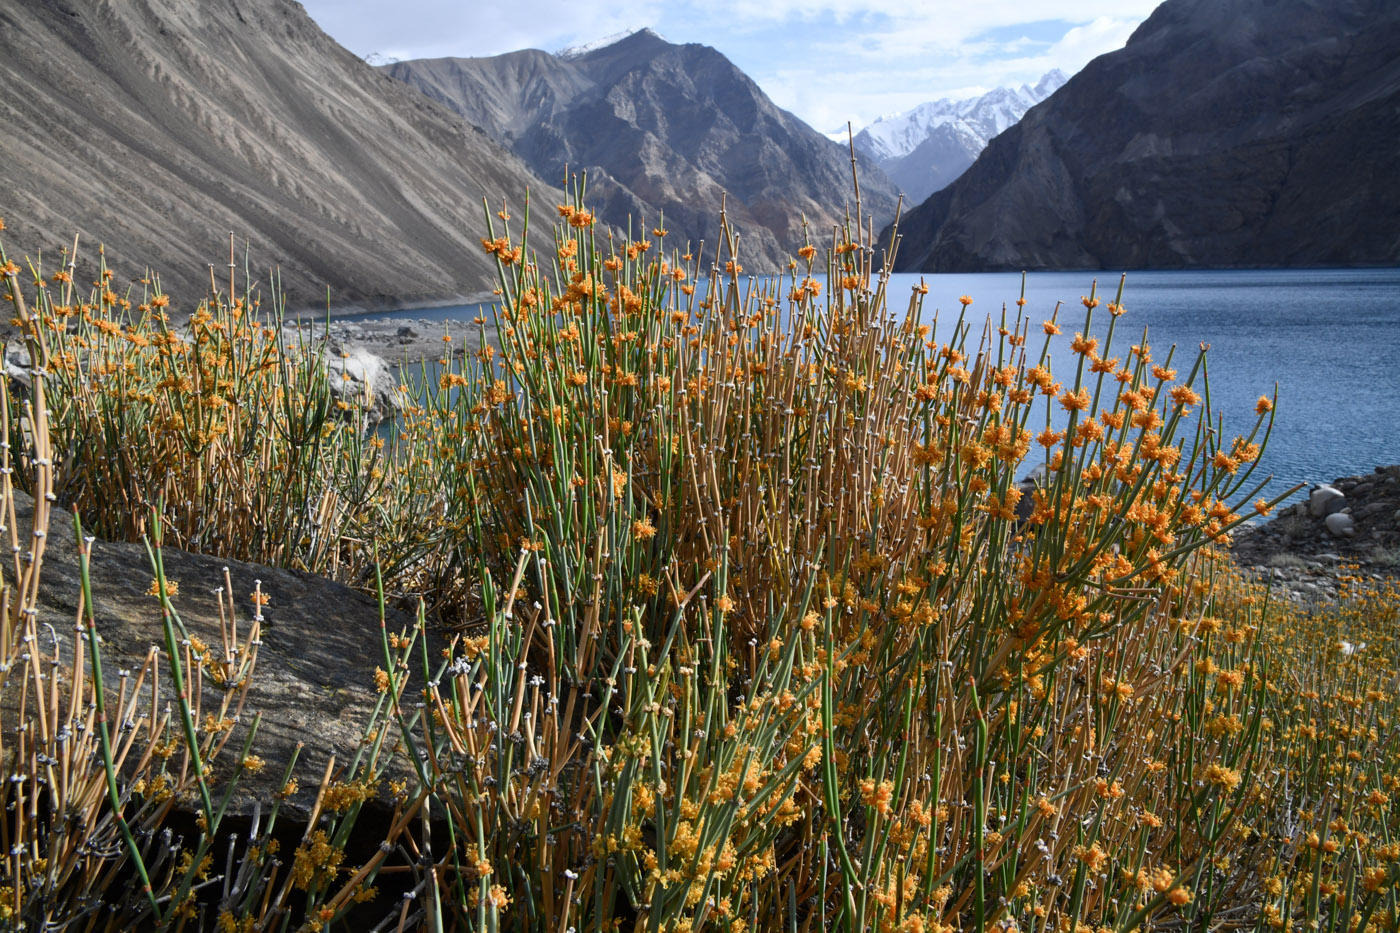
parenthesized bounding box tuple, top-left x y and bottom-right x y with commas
(891, 0, 1400, 272)
(851, 72, 1065, 205)
(385, 30, 900, 271)
(0, 0, 558, 312)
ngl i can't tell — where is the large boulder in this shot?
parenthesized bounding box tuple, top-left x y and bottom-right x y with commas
(324, 343, 408, 427)
(3, 490, 422, 821)
(1309, 484, 1345, 517)
(1325, 512, 1356, 538)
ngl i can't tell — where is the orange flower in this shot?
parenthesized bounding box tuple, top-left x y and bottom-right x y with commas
(1201, 763, 1241, 791)
(1069, 333, 1098, 355)
(1255, 396, 1273, 414)
(958, 295, 973, 307)
(1043, 320, 1060, 335)
(1212, 450, 1240, 474)
(1170, 385, 1201, 407)
(1058, 387, 1091, 413)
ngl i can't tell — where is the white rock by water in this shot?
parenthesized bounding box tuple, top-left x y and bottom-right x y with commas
(325, 346, 406, 426)
(1310, 484, 1345, 517)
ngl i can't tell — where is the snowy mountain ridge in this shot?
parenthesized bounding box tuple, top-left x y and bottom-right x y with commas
(855, 70, 1068, 161)
(844, 70, 1068, 205)
(556, 28, 666, 60)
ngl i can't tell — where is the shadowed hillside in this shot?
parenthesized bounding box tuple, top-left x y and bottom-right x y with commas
(891, 0, 1400, 272)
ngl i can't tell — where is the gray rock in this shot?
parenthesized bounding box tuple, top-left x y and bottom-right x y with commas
(1310, 484, 1345, 517)
(1325, 512, 1356, 537)
(3, 346, 34, 398)
(1022, 463, 1050, 487)
(325, 346, 408, 426)
(3, 491, 423, 821)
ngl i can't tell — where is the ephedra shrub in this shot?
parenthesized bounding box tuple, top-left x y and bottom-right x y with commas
(3, 189, 1399, 931)
(368, 184, 1398, 931)
(0, 240, 416, 930)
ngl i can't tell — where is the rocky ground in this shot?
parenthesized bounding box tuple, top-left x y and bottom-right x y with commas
(293, 311, 499, 368)
(1228, 465, 1400, 603)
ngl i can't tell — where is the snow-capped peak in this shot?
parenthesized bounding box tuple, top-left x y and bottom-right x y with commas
(852, 70, 1068, 161)
(555, 27, 666, 60)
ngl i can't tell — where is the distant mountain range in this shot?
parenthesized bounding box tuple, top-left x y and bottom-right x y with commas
(846, 72, 1066, 205)
(383, 30, 900, 271)
(5, 0, 1389, 305)
(891, 0, 1400, 272)
(0, 0, 559, 311)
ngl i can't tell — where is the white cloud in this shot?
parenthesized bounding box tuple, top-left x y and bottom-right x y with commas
(298, 0, 1159, 129)
(743, 10, 1149, 128)
(1045, 16, 1142, 70)
(302, 0, 663, 59)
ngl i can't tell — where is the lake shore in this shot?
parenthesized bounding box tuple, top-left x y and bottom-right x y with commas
(288, 307, 500, 367)
(1229, 465, 1400, 603)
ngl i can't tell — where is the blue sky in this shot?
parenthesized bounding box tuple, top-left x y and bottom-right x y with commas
(299, 0, 1159, 131)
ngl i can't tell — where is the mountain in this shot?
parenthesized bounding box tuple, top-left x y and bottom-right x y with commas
(891, 0, 1400, 272)
(0, 0, 558, 311)
(852, 72, 1066, 205)
(384, 30, 900, 271)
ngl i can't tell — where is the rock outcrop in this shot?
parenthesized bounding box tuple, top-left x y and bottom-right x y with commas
(890, 0, 1400, 272)
(324, 343, 408, 427)
(0, 0, 559, 312)
(385, 29, 900, 271)
(4, 489, 423, 821)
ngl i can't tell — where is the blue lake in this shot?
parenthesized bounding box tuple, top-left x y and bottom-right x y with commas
(356, 267, 1400, 505)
